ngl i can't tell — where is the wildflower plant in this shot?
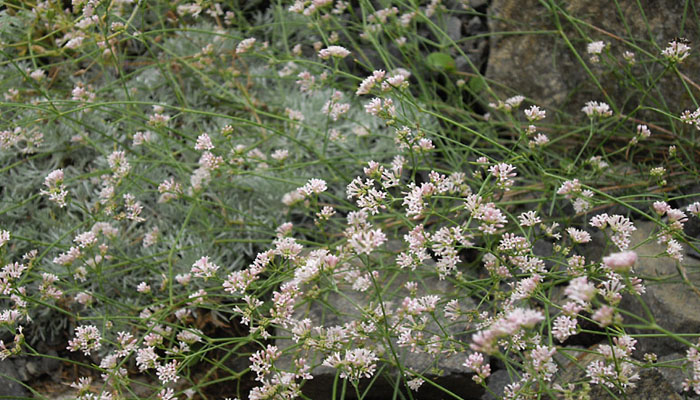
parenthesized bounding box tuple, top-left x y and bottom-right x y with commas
(0, 1, 699, 399)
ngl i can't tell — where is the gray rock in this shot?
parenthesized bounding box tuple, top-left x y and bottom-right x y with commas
(276, 241, 483, 399)
(576, 229, 606, 264)
(446, 16, 463, 42)
(0, 359, 29, 398)
(25, 350, 61, 380)
(481, 369, 513, 400)
(620, 221, 700, 355)
(556, 345, 682, 399)
(12, 357, 30, 382)
(487, 0, 700, 117)
(469, 0, 488, 8)
(680, 184, 700, 241)
(466, 16, 482, 35)
(656, 352, 698, 398)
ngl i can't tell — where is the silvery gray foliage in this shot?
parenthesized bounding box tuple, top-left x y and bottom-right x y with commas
(0, 2, 429, 346)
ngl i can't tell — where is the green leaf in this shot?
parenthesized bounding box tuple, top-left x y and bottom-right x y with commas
(426, 52, 456, 73)
(467, 75, 486, 94)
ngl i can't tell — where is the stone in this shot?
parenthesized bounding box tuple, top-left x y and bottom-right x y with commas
(656, 352, 699, 398)
(470, 0, 488, 9)
(12, 357, 30, 382)
(446, 16, 463, 42)
(0, 359, 29, 398)
(619, 221, 700, 355)
(24, 350, 61, 381)
(556, 345, 682, 399)
(481, 369, 512, 400)
(275, 241, 483, 399)
(487, 0, 700, 117)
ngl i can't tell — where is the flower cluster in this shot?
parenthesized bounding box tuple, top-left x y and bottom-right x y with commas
(464, 194, 509, 234)
(318, 45, 350, 60)
(323, 348, 379, 381)
(586, 337, 640, 391)
(67, 325, 102, 356)
(581, 101, 613, 118)
(190, 256, 220, 280)
(488, 163, 517, 191)
(558, 179, 595, 212)
(662, 39, 691, 63)
(587, 40, 607, 62)
(40, 169, 69, 208)
(470, 307, 544, 354)
(589, 214, 636, 250)
(489, 95, 525, 112)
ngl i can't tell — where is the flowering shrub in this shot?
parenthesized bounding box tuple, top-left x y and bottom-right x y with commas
(1, 1, 700, 399)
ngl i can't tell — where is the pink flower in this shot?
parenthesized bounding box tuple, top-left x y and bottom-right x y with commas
(637, 124, 652, 139)
(356, 70, 385, 95)
(249, 345, 281, 380)
(602, 251, 637, 272)
(156, 360, 179, 384)
(587, 41, 606, 55)
(565, 276, 596, 305)
(274, 237, 303, 259)
(605, 215, 636, 250)
(505, 307, 544, 329)
(464, 352, 491, 383)
(529, 133, 549, 147)
(318, 45, 350, 60)
(364, 98, 382, 115)
(581, 101, 612, 118)
(349, 228, 386, 255)
(653, 201, 671, 215)
(195, 133, 214, 150)
(529, 345, 558, 381)
(41, 169, 69, 207)
(589, 213, 609, 228)
(518, 211, 541, 227)
(323, 348, 378, 381)
(157, 388, 176, 400)
(236, 37, 256, 54)
(136, 282, 151, 293)
(108, 150, 131, 179)
(552, 315, 578, 342)
(488, 163, 517, 191)
(364, 97, 395, 117)
(566, 227, 592, 244)
(191, 256, 220, 279)
(557, 179, 581, 198)
(667, 239, 684, 262)
(0, 230, 9, 249)
(298, 178, 327, 197)
(524, 105, 546, 121)
(592, 305, 619, 327)
(67, 325, 102, 356)
(662, 39, 691, 63)
(687, 202, 700, 217)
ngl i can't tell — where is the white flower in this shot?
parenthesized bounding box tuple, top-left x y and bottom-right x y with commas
(323, 348, 378, 381)
(318, 45, 350, 60)
(524, 105, 546, 121)
(190, 256, 220, 279)
(662, 39, 691, 63)
(0, 230, 9, 248)
(602, 251, 637, 272)
(581, 101, 612, 118)
(587, 41, 606, 55)
(236, 37, 256, 54)
(566, 227, 592, 244)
